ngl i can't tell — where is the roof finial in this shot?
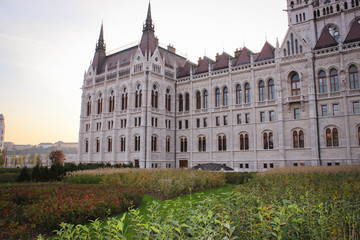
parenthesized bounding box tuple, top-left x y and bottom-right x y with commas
(96, 22, 106, 51)
(143, 0, 154, 31)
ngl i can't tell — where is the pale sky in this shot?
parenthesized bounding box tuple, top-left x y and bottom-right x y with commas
(0, 0, 288, 145)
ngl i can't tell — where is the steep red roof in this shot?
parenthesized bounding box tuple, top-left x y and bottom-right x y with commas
(233, 47, 251, 66)
(315, 27, 337, 49)
(98, 46, 138, 74)
(344, 20, 360, 44)
(256, 42, 275, 61)
(92, 23, 106, 73)
(178, 61, 194, 78)
(195, 57, 213, 74)
(213, 52, 232, 70)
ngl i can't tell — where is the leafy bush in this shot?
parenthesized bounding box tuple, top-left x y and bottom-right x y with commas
(225, 172, 255, 185)
(17, 167, 31, 182)
(0, 172, 18, 183)
(0, 184, 143, 239)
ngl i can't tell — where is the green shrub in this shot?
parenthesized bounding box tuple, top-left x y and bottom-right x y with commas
(17, 167, 30, 182)
(63, 174, 103, 184)
(225, 172, 255, 185)
(0, 172, 18, 183)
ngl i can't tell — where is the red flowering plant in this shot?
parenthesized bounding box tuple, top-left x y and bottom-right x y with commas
(0, 184, 143, 239)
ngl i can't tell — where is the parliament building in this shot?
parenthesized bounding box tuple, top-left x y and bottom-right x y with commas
(79, 0, 360, 170)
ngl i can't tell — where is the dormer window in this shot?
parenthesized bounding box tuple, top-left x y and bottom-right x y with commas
(324, 0, 331, 4)
(328, 25, 340, 43)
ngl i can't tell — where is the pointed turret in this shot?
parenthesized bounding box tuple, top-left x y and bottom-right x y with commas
(92, 23, 106, 73)
(140, 2, 157, 59)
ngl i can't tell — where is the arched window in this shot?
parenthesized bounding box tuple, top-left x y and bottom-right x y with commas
(107, 137, 112, 152)
(166, 137, 170, 152)
(245, 83, 251, 103)
(223, 87, 229, 106)
(121, 88, 128, 110)
(326, 127, 339, 147)
(198, 136, 206, 152)
(185, 93, 190, 111)
(291, 73, 300, 96)
(330, 69, 339, 92)
(236, 84, 242, 104)
(349, 65, 359, 89)
(196, 91, 201, 109)
(178, 94, 183, 112)
(268, 79, 275, 100)
(258, 81, 265, 101)
(165, 88, 171, 111)
(120, 136, 126, 152)
(215, 88, 221, 107)
(85, 139, 89, 153)
(203, 90, 208, 108)
(151, 136, 157, 152)
(109, 91, 115, 113)
(263, 131, 274, 149)
(318, 70, 327, 93)
(135, 85, 142, 108)
(358, 126, 360, 145)
(180, 137, 187, 152)
(134, 136, 141, 151)
(151, 85, 158, 108)
(97, 93, 103, 114)
(240, 133, 249, 150)
(87, 96, 92, 116)
(293, 130, 305, 148)
(96, 138, 100, 153)
(218, 135, 227, 151)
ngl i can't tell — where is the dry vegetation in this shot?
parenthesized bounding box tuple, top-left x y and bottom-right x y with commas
(260, 164, 360, 175)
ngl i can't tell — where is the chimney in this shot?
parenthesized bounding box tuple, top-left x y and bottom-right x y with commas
(234, 48, 241, 58)
(167, 44, 176, 53)
(215, 52, 221, 62)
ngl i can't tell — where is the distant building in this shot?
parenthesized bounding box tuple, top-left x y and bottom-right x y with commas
(79, 1, 360, 170)
(55, 141, 78, 149)
(0, 114, 5, 151)
(37, 143, 54, 149)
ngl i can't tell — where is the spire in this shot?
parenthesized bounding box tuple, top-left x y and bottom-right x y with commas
(144, 1, 154, 32)
(140, 1, 157, 58)
(96, 23, 106, 51)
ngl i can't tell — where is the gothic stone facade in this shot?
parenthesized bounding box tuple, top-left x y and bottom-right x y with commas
(79, 0, 360, 170)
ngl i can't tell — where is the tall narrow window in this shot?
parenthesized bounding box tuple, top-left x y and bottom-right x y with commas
(218, 135, 227, 151)
(180, 137, 187, 152)
(166, 137, 170, 152)
(293, 131, 299, 148)
(326, 128, 332, 147)
(165, 88, 171, 111)
(96, 138, 100, 153)
(263, 132, 274, 149)
(87, 96, 91, 116)
(97, 93, 103, 114)
(203, 90, 208, 108)
(135, 136, 141, 151)
(326, 128, 339, 147)
(85, 139, 89, 153)
(107, 137, 112, 152)
(121, 88, 128, 110)
(330, 69, 339, 92)
(185, 93, 190, 111)
(291, 73, 300, 96)
(349, 65, 359, 89)
(332, 128, 339, 146)
(245, 83, 251, 103)
(245, 134, 249, 150)
(263, 133, 268, 149)
(223, 87, 229, 106)
(299, 130, 304, 148)
(236, 84, 242, 104)
(268, 79, 275, 100)
(240, 133, 249, 150)
(151, 85, 158, 108)
(135, 85, 142, 108)
(259, 81, 265, 101)
(178, 94, 183, 112)
(120, 137, 126, 152)
(196, 91, 201, 109)
(215, 88, 221, 107)
(318, 71, 327, 93)
(269, 132, 274, 149)
(109, 91, 115, 113)
(151, 136, 157, 152)
(198, 136, 206, 152)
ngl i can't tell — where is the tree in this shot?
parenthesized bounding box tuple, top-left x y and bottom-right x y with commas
(49, 150, 66, 165)
(36, 153, 42, 166)
(18, 167, 30, 182)
(19, 151, 26, 167)
(27, 152, 36, 167)
(0, 148, 7, 167)
(45, 152, 50, 167)
(11, 152, 17, 167)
